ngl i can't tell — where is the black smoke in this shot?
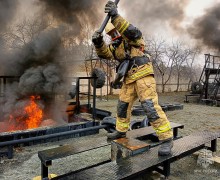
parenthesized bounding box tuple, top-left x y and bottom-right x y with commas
(0, 0, 107, 128)
(39, 0, 105, 37)
(19, 64, 63, 96)
(121, 0, 189, 34)
(13, 27, 63, 76)
(1, 27, 65, 126)
(187, 3, 220, 51)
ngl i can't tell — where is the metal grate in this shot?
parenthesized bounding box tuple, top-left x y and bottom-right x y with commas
(39, 122, 184, 179)
(53, 131, 220, 180)
(39, 136, 110, 165)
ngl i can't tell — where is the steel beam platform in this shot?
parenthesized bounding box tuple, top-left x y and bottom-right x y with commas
(38, 122, 184, 179)
(52, 131, 220, 180)
(184, 94, 200, 103)
(127, 122, 184, 141)
(0, 121, 101, 159)
(38, 136, 110, 167)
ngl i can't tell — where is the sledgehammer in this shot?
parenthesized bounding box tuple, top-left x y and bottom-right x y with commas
(97, 0, 120, 33)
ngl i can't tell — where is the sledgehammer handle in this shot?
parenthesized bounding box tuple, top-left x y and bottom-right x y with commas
(97, 0, 120, 33)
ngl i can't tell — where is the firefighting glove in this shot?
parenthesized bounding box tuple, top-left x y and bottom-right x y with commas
(105, 1, 118, 18)
(110, 81, 122, 89)
(92, 31, 104, 47)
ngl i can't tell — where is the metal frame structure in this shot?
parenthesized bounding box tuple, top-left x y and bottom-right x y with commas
(199, 54, 220, 100)
(0, 76, 20, 96)
(51, 131, 219, 180)
(71, 76, 112, 120)
(185, 54, 220, 103)
(38, 122, 184, 179)
(0, 124, 105, 159)
(0, 76, 111, 159)
(75, 76, 97, 119)
(84, 58, 118, 100)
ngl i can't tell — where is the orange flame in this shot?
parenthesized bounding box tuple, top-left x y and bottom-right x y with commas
(8, 96, 43, 131)
(25, 96, 43, 129)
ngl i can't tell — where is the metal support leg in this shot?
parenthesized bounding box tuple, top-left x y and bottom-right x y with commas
(185, 95, 189, 103)
(210, 139, 217, 152)
(7, 145, 13, 159)
(163, 161, 171, 178)
(41, 163, 49, 180)
(76, 78, 80, 114)
(173, 128, 178, 139)
(92, 78, 97, 121)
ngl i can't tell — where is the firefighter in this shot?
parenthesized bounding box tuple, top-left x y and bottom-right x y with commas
(92, 1, 173, 156)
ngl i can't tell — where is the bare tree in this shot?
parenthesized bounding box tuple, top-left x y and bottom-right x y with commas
(169, 41, 189, 92)
(147, 36, 175, 93)
(2, 15, 51, 50)
(145, 34, 204, 93)
(78, 21, 96, 60)
(170, 41, 201, 92)
(185, 47, 201, 90)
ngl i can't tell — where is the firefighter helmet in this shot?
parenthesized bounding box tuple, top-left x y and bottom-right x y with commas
(105, 22, 115, 34)
(105, 22, 121, 41)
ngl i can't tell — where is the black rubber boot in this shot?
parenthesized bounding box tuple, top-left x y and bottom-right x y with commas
(107, 131, 126, 140)
(158, 139, 173, 156)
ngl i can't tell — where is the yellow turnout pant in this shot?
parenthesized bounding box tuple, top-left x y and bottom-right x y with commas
(116, 75, 173, 141)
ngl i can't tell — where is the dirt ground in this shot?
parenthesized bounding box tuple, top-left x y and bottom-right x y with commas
(0, 92, 220, 180)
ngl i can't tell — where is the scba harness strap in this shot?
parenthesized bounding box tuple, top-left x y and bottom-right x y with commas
(128, 56, 150, 71)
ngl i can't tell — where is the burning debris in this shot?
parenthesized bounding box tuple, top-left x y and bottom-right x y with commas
(0, 26, 65, 132)
(7, 96, 43, 132)
(0, 0, 104, 133)
(0, 93, 44, 133)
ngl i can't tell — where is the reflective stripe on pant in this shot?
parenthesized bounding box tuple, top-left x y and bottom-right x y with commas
(116, 75, 173, 140)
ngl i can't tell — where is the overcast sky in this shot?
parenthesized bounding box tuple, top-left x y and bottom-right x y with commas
(185, 0, 217, 18)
